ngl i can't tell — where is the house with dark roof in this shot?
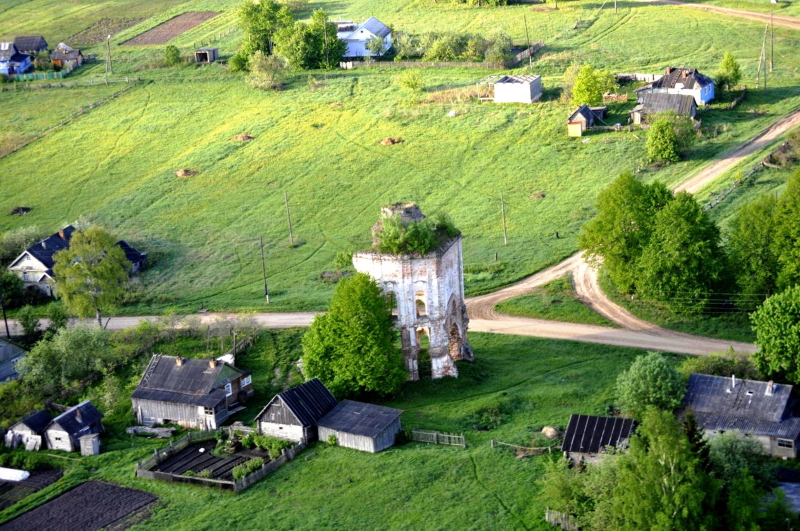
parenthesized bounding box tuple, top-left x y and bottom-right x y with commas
(684, 373, 800, 458)
(254, 378, 338, 443)
(567, 104, 608, 136)
(336, 17, 392, 57)
(561, 414, 635, 463)
(50, 42, 83, 68)
(13, 35, 48, 55)
(6, 225, 147, 297)
(318, 400, 403, 453)
(630, 92, 697, 125)
(4, 410, 53, 451)
(0, 42, 31, 75)
(636, 66, 715, 105)
(0, 338, 25, 383)
(132, 355, 253, 430)
(44, 401, 104, 452)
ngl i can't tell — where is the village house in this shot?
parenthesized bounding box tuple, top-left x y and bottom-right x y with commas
(4, 410, 52, 451)
(44, 401, 104, 453)
(50, 43, 83, 68)
(132, 355, 253, 430)
(6, 225, 147, 297)
(478, 74, 543, 104)
(636, 66, 715, 105)
(561, 414, 635, 463)
(630, 92, 697, 125)
(317, 400, 403, 453)
(0, 42, 31, 75)
(13, 35, 48, 55)
(0, 337, 25, 383)
(254, 378, 338, 443)
(567, 104, 608, 137)
(336, 17, 392, 57)
(684, 373, 800, 459)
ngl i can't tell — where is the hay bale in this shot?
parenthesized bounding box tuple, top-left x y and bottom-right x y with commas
(230, 133, 255, 142)
(541, 426, 562, 440)
(380, 137, 405, 146)
(330, 102, 343, 107)
(530, 192, 546, 199)
(175, 169, 199, 178)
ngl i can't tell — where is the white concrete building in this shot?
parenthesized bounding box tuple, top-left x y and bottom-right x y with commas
(336, 17, 392, 58)
(479, 74, 543, 104)
(353, 203, 473, 380)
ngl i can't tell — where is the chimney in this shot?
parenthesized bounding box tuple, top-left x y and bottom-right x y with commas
(766, 381, 774, 396)
(208, 359, 217, 369)
(731, 374, 736, 388)
(666, 67, 673, 75)
(75, 408, 82, 423)
(58, 228, 66, 240)
(175, 356, 183, 367)
(41, 240, 46, 249)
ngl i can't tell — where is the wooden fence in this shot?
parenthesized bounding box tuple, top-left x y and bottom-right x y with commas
(13, 63, 75, 82)
(222, 422, 257, 439)
(490, 439, 554, 455)
(411, 429, 466, 448)
(509, 42, 545, 66)
(728, 87, 747, 110)
(615, 72, 663, 83)
(136, 430, 216, 472)
(545, 508, 579, 530)
(0, 77, 141, 92)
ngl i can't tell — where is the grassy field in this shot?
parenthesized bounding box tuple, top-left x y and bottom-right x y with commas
(495, 275, 617, 326)
(2, 2, 800, 316)
(0, 330, 653, 530)
(689, 0, 800, 17)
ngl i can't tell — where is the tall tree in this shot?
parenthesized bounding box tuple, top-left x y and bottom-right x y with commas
(638, 192, 726, 313)
(308, 9, 346, 68)
(616, 351, 685, 417)
(774, 170, 800, 290)
(579, 172, 672, 293)
(302, 273, 406, 396)
(238, 0, 293, 56)
(715, 51, 742, 92)
(53, 226, 129, 327)
(751, 285, 800, 383)
(570, 64, 615, 106)
(274, 9, 345, 70)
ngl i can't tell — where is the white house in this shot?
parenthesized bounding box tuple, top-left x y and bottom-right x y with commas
(635, 67, 715, 106)
(336, 17, 392, 58)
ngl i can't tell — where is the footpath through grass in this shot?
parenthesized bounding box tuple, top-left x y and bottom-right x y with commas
(495, 275, 617, 327)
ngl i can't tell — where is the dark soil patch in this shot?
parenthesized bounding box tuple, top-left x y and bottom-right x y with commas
(153, 441, 271, 480)
(9, 207, 31, 215)
(0, 468, 62, 511)
(122, 12, 218, 46)
(2, 481, 156, 531)
(69, 18, 146, 45)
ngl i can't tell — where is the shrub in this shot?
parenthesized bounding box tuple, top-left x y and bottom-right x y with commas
(253, 435, 292, 458)
(333, 251, 353, 271)
(373, 213, 458, 255)
(229, 51, 250, 72)
(647, 117, 680, 164)
(164, 45, 181, 66)
(679, 348, 761, 380)
(232, 464, 248, 481)
(616, 351, 685, 417)
(17, 305, 40, 342)
(327, 434, 338, 445)
(241, 434, 256, 449)
(198, 469, 212, 478)
(396, 69, 424, 93)
(246, 50, 285, 90)
(184, 469, 196, 477)
(423, 37, 458, 62)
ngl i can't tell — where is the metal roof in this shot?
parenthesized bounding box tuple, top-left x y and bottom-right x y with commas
(12, 410, 52, 435)
(478, 74, 541, 85)
(561, 414, 635, 454)
(634, 92, 696, 116)
(685, 373, 792, 423)
(317, 399, 403, 438)
(255, 378, 338, 427)
(653, 67, 714, 90)
(132, 355, 243, 408)
(360, 17, 391, 38)
(692, 412, 800, 440)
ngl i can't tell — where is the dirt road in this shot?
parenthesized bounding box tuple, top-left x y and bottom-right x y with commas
(639, 0, 800, 31)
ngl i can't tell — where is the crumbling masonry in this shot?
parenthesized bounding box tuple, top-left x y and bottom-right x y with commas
(352, 204, 474, 380)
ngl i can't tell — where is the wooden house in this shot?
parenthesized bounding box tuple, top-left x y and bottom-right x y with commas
(13, 36, 47, 55)
(561, 414, 635, 463)
(254, 378, 338, 443)
(50, 43, 83, 68)
(683, 373, 800, 458)
(0, 42, 31, 76)
(635, 67, 715, 105)
(630, 92, 696, 125)
(44, 401, 104, 453)
(318, 400, 403, 453)
(194, 47, 218, 63)
(6, 226, 147, 297)
(132, 355, 253, 430)
(4, 410, 52, 451)
(0, 338, 25, 382)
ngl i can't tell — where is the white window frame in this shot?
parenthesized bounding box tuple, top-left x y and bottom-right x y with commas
(242, 375, 252, 387)
(778, 438, 794, 449)
(225, 383, 233, 397)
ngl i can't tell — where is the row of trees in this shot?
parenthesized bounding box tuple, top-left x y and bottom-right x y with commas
(392, 31, 512, 64)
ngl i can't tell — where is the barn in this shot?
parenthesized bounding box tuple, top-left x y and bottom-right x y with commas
(480, 74, 543, 104)
(561, 414, 635, 463)
(317, 400, 403, 453)
(4, 410, 52, 450)
(44, 401, 104, 453)
(254, 378, 337, 443)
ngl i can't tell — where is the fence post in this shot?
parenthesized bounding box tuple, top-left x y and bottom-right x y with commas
(490, 439, 494, 449)
(434, 432, 438, 444)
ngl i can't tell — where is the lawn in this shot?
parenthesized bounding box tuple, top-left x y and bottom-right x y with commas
(495, 274, 617, 327)
(0, 331, 654, 530)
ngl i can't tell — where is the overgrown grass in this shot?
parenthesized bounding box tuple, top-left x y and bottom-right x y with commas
(0, 331, 654, 530)
(495, 275, 617, 327)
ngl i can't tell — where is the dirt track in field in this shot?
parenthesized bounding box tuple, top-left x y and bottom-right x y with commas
(122, 12, 218, 46)
(639, 0, 800, 31)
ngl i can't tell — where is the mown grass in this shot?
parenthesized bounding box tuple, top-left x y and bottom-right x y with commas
(495, 274, 617, 327)
(0, 331, 652, 530)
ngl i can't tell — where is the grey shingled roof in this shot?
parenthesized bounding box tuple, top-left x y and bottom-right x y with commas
(568, 104, 594, 124)
(132, 355, 239, 408)
(49, 400, 103, 438)
(51, 43, 81, 61)
(653, 67, 714, 90)
(0, 338, 26, 382)
(317, 399, 402, 438)
(0, 42, 28, 62)
(561, 414, 635, 454)
(692, 412, 800, 440)
(255, 378, 338, 427)
(685, 373, 792, 423)
(13, 410, 53, 434)
(360, 17, 391, 38)
(13, 35, 47, 53)
(635, 92, 696, 116)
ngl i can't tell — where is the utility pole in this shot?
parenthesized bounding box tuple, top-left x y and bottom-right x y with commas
(260, 236, 270, 303)
(523, 16, 533, 69)
(756, 24, 768, 89)
(284, 192, 295, 246)
(771, 6, 774, 73)
(0, 290, 10, 338)
(105, 34, 113, 79)
(500, 192, 508, 245)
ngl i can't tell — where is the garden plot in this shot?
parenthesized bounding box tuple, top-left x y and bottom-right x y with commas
(153, 440, 271, 480)
(1, 481, 156, 531)
(0, 469, 62, 511)
(122, 12, 218, 46)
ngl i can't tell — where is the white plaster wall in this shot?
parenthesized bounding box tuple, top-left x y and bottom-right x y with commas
(259, 422, 305, 442)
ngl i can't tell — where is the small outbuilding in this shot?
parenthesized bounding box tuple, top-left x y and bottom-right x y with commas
(567, 104, 608, 136)
(254, 378, 338, 443)
(561, 414, 635, 463)
(4, 410, 52, 451)
(50, 43, 83, 68)
(194, 47, 218, 64)
(479, 74, 543, 104)
(317, 399, 403, 453)
(44, 401, 104, 453)
(630, 92, 696, 125)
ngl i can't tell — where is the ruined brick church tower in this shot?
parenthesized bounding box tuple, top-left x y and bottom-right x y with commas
(352, 203, 474, 380)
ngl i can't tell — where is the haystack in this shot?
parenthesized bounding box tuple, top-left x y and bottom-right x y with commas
(230, 133, 255, 142)
(175, 169, 199, 178)
(380, 137, 405, 146)
(541, 426, 562, 439)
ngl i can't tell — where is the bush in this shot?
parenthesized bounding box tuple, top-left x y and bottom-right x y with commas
(373, 213, 458, 255)
(198, 469, 212, 478)
(246, 50, 285, 91)
(232, 457, 265, 481)
(17, 305, 40, 342)
(164, 45, 181, 66)
(229, 51, 250, 72)
(241, 434, 256, 449)
(0, 226, 49, 267)
(616, 351, 685, 417)
(679, 349, 761, 380)
(253, 435, 292, 458)
(646, 117, 680, 164)
(396, 70, 424, 93)
(232, 464, 247, 481)
(327, 434, 338, 445)
(184, 469, 196, 477)
(333, 251, 353, 271)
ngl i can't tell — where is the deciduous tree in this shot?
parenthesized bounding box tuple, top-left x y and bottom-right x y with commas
(716, 51, 742, 92)
(246, 50, 285, 90)
(616, 351, 685, 417)
(570, 64, 615, 106)
(751, 285, 800, 383)
(646, 117, 680, 164)
(774, 170, 800, 290)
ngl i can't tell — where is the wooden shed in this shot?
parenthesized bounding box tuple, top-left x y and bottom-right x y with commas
(4, 410, 52, 450)
(195, 47, 218, 64)
(567, 105, 608, 137)
(561, 414, 634, 463)
(254, 378, 338, 443)
(630, 92, 696, 125)
(317, 400, 403, 453)
(44, 401, 104, 453)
